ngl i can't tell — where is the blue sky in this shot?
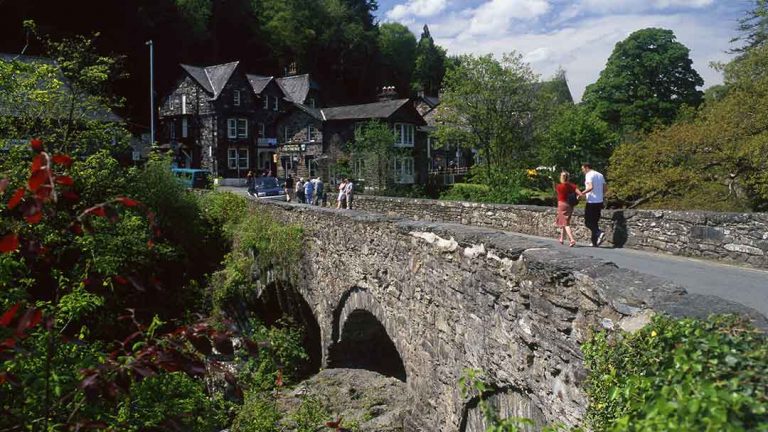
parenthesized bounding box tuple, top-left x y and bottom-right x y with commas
(376, 0, 750, 101)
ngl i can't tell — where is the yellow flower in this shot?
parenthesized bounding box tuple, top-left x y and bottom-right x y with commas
(651, 330, 657, 337)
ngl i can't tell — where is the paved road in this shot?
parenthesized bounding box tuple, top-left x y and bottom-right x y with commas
(511, 233, 768, 318)
(226, 187, 768, 318)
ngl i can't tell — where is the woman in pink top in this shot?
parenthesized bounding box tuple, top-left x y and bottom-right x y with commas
(554, 171, 582, 247)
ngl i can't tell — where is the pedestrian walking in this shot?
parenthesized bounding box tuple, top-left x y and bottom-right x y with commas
(246, 171, 255, 196)
(296, 178, 305, 203)
(554, 171, 581, 247)
(285, 175, 294, 202)
(313, 177, 324, 206)
(580, 163, 607, 247)
(343, 178, 354, 209)
(337, 178, 348, 209)
(304, 177, 315, 205)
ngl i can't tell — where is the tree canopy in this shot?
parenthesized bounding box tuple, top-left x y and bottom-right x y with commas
(583, 28, 704, 135)
(411, 25, 447, 97)
(378, 23, 417, 98)
(608, 42, 768, 211)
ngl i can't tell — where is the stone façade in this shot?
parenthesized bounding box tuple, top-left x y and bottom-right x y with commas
(246, 196, 766, 431)
(338, 195, 768, 269)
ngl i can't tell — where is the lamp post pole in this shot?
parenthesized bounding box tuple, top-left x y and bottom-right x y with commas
(146, 40, 155, 145)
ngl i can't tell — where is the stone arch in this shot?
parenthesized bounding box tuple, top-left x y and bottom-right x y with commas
(253, 281, 322, 378)
(459, 386, 545, 432)
(328, 287, 407, 381)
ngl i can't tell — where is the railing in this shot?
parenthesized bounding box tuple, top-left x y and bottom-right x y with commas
(428, 167, 469, 176)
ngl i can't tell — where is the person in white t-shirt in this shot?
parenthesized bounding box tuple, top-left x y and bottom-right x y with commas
(580, 162, 607, 247)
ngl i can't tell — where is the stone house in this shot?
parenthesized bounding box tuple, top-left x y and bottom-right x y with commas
(158, 61, 321, 181)
(275, 94, 428, 188)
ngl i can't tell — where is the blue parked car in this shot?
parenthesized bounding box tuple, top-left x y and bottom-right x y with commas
(172, 168, 212, 189)
(250, 176, 287, 200)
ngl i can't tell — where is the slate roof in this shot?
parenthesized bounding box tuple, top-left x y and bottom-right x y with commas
(246, 74, 273, 95)
(0, 53, 121, 122)
(276, 74, 318, 104)
(321, 99, 414, 121)
(294, 103, 323, 120)
(180, 61, 239, 99)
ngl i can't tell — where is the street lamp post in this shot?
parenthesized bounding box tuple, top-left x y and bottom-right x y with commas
(145, 40, 155, 145)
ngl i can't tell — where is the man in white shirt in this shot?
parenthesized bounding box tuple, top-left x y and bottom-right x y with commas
(580, 162, 607, 247)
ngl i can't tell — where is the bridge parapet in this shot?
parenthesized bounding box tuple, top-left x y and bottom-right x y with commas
(340, 195, 768, 269)
(247, 197, 765, 431)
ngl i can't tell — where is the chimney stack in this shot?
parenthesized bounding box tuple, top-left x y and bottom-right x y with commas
(378, 86, 398, 101)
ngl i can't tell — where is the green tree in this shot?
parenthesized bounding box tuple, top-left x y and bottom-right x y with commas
(351, 120, 398, 190)
(583, 28, 704, 135)
(609, 43, 768, 211)
(377, 22, 417, 97)
(435, 53, 539, 183)
(731, 0, 768, 54)
(538, 105, 617, 176)
(411, 25, 447, 96)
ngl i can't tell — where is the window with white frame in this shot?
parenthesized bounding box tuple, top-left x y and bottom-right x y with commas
(227, 148, 249, 169)
(181, 95, 187, 114)
(272, 96, 279, 111)
(181, 118, 188, 138)
(353, 158, 365, 179)
(307, 125, 315, 141)
(168, 97, 175, 111)
(393, 156, 415, 183)
(233, 90, 241, 106)
(259, 123, 265, 138)
(228, 118, 247, 139)
(263, 96, 269, 110)
(394, 123, 415, 147)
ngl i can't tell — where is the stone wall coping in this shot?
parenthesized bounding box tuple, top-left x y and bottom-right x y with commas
(256, 197, 768, 329)
(354, 194, 768, 223)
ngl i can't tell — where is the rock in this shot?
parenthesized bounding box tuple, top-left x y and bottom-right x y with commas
(277, 368, 409, 431)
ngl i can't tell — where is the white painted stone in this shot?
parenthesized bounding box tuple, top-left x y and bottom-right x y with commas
(463, 243, 486, 259)
(724, 243, 765, 256)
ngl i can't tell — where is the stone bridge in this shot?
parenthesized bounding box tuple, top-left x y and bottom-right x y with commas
(245, 196, 766, 432)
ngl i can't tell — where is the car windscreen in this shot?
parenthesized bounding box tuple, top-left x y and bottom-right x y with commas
(254, 177, 280, 188)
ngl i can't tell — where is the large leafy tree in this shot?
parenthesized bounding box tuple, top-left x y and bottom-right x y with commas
(377, 23, 417, 97)
(583, 28, 704, 135)
(412, 25, 447, 96)
(435, 53, 539, 182)
(608, 43, 768, 211)
(538, 105, 617, 176)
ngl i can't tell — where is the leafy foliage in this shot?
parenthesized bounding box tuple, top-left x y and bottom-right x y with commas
(608, 42, 768, 211)
(351, 120, 401, 191)
(412, 25, 447, 96)
(582, 315, 768, 432)
(378, 23, 417, 97)
(538, 105, 617, 176)
(583, 28, 704, 135)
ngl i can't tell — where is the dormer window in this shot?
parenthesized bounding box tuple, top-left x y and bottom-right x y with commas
(234, 90, 241, 106)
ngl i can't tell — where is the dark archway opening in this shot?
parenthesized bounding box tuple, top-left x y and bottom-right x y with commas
(251, 282, 322, 379)
(329, 309, 407, 382)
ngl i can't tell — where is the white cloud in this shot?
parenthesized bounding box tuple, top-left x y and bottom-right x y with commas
(573, 0, 714, 14)
(464, 0, 551, 36)
(387, 0, 449, 20)
(436, 12, 735, 101)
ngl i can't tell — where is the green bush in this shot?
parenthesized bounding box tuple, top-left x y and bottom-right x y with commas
(441, 166, 533, 204)
(231, 392, 281, 432)
(582, 314, 768, 432)
(291, 394, 330, 432)
(116, 372, 230, 431)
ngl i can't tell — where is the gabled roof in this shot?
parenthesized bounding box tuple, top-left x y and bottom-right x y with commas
(246, 74, 273, 95)
(180, 61, 239, 99)
(294, 103, 323, 120)
(276, 74, 319, 104)
(321, 99, 415, 121)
